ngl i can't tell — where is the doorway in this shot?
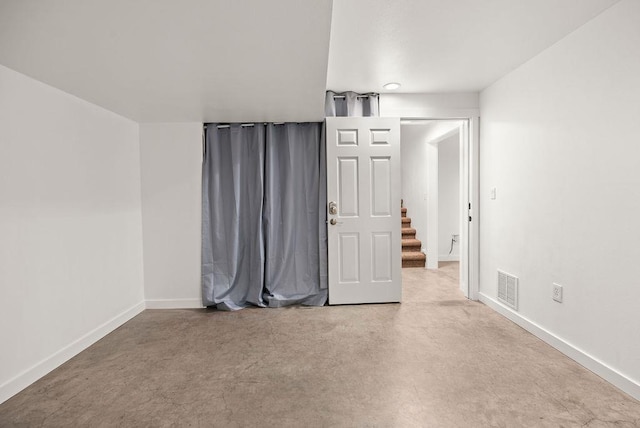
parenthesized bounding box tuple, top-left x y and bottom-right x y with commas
(324, 115, 479, 303)
(400, 119, 471, 297)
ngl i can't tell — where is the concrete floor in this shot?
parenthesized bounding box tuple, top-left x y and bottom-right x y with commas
(1, 262, 639, 427)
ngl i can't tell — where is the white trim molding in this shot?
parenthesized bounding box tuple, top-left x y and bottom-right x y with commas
(479, 292, 640, 401)
(0, 301, 145, 405)
(145, 298, 204, 309)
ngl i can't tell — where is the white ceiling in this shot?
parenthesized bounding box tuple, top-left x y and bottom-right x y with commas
(0, 0, 619, 122)
(327, 0, 618, 94)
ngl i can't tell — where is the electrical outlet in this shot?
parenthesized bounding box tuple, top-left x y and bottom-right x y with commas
(552, 283, 563, 303)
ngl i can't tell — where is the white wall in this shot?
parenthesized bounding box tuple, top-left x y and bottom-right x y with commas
(0, 64, 145, 403)
(140, 123, 203, 308)
(479, 0, 640, 399)
(380, 93, 479, 118)
(400, 125, 430, 255)
(137, 95, 479, 305)
(438, 134, 460, 261)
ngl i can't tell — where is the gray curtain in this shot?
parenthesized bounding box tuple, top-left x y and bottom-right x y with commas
(264, 123, 327, 306)
(202, 125, 266, 310)
(325, 91, 379, 117)
(202, 123, 327, 310)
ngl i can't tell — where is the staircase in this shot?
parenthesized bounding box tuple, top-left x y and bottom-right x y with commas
(401, 207, 426, 268)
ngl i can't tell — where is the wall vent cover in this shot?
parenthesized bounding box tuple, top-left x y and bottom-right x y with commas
(497, 270, 519, 310)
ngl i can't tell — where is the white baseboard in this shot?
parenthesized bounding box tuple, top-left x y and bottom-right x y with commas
(478, 292, 640, 401)
(438, 255, 460, 262)
(145, 298, 204, 309)
(0, 301, 145, 405)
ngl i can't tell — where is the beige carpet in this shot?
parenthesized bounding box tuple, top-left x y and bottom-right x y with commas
(1, 262, 639, 427)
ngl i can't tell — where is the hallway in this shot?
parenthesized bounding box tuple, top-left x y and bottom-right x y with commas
(1, 264, 639, 427)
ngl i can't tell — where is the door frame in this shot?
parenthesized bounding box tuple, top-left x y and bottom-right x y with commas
(400, 116, 479, 301)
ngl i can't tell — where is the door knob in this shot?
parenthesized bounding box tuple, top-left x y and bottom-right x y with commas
(330, 218, 337, 225)
(329, 201, 338, 215)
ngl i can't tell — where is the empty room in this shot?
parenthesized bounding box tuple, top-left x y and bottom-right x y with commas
(1, 0, 639, 426)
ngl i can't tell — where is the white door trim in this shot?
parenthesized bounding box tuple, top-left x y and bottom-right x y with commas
(425, 138, 439, 270)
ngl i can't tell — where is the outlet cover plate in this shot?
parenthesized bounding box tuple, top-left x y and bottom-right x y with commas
(553, 283, 563, 303)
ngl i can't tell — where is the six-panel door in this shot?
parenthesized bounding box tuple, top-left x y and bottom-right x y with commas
(326, 117, 402, 304)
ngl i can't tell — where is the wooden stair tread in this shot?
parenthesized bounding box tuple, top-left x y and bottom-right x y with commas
(401, 217, 411, 224)
(401, 238, 422, 247)
(401, 207, 407, 213)
(402, 251, 426, 261)
(402, 251, 426, 268)
(401, 227, 416, 234)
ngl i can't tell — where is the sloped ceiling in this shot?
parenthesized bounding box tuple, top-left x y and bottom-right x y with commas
(0, 0, 333, 122)
(0, 0, 619, 122)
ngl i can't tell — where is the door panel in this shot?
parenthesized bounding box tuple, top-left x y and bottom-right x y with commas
(370, 157, 391, 216)
(372, 232, 392, 281)
(337, 157, 359, 216)
(326, 117, 401, 305)
(338, 233, 360, 282)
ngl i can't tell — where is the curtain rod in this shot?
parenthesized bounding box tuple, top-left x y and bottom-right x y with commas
(332, 95, 372, 99)
(204, 123, 286, 129)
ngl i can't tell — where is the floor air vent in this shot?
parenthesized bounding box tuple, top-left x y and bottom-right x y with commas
(497, 270, 518, 310)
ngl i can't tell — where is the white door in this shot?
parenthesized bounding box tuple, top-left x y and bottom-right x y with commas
(326, 117, 402, 304)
